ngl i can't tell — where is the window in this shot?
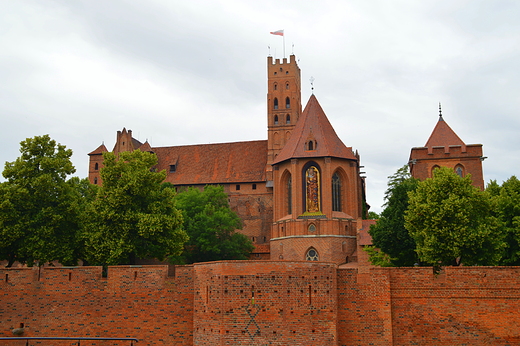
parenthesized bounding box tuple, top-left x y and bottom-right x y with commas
(285, 97, 290, 109)
(252, 183, 257, 190)
(455, 165, 464, 177)
(287, 175, 292, 214)
(286, 114, 290, 124)
(286, 82, 289, 90)
(274, 83, 278, 90)
(308, 224, 316, 233)
(94, 177, 98, 185)
(169, 164, 176, 173)
(274, 98, 279, 110)
(306, 248, 319, 261)
(236, 184, 241, 191)
(274, 115, 279, 125)
(95, 163, 99, 170)
(332, 172, 342, 211)
(308, 141, 313, 150)
(304, 164, 320, 213)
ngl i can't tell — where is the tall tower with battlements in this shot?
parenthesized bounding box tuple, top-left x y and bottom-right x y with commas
(266, 55, 302, 182)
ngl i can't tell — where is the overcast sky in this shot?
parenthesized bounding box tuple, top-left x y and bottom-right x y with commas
(2, 0, 520, 213)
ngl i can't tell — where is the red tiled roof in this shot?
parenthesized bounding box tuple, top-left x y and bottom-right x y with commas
(88, 144, 108, 155)
(273, 95, 357, 164)
(425, 116, 465, 148)
(253, 244, 270, 253)
(139, 141, 153, 152)
(153, 140, 267, 185)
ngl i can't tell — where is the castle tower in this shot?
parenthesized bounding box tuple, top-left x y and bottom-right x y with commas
(409, 106, 485, 189)
(88, 144, 108, 185)
(266, 55, 302, 181)
(270, 94, 364, 264)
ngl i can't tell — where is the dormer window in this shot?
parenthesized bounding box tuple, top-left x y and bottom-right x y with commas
(306, 140, 317, 151)
(169, 164, 176, 173)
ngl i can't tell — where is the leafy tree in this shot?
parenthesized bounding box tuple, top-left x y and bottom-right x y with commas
(488, 176, 520, 265)
(405, 166, 504, 266)
(174, 185, 254, 264)
(82, 150, 187, 265)
(0, 135, 83, 267)
(368, 165, 419, 266)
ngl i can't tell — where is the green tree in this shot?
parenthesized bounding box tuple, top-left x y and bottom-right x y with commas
(174, 185, 254, 264)
(82, 150, 187, 265)
(0, 135, 83, 267)
(488, 176, 520, 265)
(405, 166, 504, 266)
(368, 165, 419, 266)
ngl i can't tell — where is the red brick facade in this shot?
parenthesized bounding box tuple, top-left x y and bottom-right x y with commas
(2, 263, 520, 345)
(87, 55, 367, 263)
(409, 112, 485, 189)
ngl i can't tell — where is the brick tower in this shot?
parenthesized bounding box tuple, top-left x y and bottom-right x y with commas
(266, 55, 302, 182)
(409, 105, 485, 189)
(270, 94, 364, 264)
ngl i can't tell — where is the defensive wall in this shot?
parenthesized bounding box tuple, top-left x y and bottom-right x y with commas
(2, 262, 520, 346)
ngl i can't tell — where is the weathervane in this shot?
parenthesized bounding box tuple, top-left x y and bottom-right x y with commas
(310, 76, 315, 94)
(439, 102, 442, 117)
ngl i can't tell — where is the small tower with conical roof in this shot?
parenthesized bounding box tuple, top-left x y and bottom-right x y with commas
(409, 105, 485, 189)
(270, 94, 365, 264)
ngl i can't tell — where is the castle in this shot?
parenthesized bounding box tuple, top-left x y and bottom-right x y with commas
(3, 56, 518, 346)
(88, 55, 484, 265)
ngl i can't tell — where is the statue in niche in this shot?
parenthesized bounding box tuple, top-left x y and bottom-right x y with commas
(306, 166, 320, 212)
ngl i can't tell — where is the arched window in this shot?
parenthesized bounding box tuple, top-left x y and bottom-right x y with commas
(94, 177, 98, 185)
(286, 82, 289, 90)
(303, 163, 321, 213)
(274, 115, 279, 125)
(431, 165, 440, 177)
(308, 224, 316, 233)
(274, 83, 278, 90)
(455, 165, 464, 177)
(306, 140, 316, 151)
(306, 248, 319, 261)
(286, 114, 291, 124)
(285, 97, 290, 109)
(274, 98, 279, 110)
(95, 162, 99, 170)
(332, 172, 342, 212)
(286, 174, 292, 214)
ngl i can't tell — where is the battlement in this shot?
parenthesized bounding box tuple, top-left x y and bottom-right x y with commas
(267, 54, 297, 66)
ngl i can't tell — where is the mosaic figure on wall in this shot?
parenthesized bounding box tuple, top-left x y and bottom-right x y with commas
(306, 166, 320, 212)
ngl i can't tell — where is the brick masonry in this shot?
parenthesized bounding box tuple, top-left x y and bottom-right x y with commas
(2, 263, 520, 346)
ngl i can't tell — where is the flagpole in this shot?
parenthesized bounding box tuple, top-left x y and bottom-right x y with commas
(283, 34, 285, 58)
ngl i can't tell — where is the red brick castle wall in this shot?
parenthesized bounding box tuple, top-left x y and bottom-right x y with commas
(2, 263, 520, 346)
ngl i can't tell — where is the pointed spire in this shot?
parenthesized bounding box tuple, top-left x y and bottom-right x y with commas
(273, 95, 356, 164)
(425, 105, 465, 148)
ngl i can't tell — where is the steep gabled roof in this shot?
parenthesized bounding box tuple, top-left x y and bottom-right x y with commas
(88, 144, 108, 155)
(152, 140, 267, 185)
(139, 141, 153, 152)
(273, 94, 356, 164)
(425, 115, 465, 148)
